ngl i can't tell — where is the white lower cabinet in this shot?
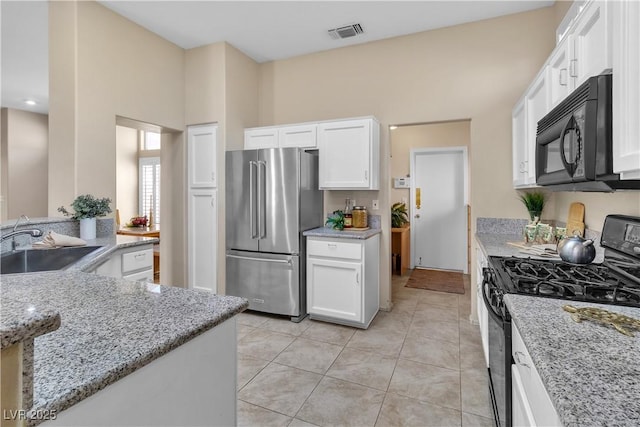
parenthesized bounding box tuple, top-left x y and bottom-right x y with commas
(475, 245, 489, 367)
(307, 234, 379, 328)
(94, 244, 154, 282)
(512, 322, 561, 427)
(188, 189, 217, 293)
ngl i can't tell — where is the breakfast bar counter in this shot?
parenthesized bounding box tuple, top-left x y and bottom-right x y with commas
(1, 268, 247, 426)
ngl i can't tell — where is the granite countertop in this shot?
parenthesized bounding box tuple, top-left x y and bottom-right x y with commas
(475, 232, 605, 263)
(304, 226, 382, 240)
(504, 294, 640, 427)
(1, 234, 248, 425)
(1, 271, 248, 425)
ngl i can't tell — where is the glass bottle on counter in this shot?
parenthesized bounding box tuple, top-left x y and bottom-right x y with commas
(343, 198, 353, 228)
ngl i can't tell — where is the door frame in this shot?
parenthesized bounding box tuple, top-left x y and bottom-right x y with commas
(409, 146, 469, 273)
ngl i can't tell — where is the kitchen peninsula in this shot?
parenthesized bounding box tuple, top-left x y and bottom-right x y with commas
(1, 234, 247, 426)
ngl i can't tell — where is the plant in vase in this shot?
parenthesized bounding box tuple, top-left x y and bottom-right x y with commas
(391, 202, 409, 228)
(58, 194, 112, 240)
(518, 191, 546, 223)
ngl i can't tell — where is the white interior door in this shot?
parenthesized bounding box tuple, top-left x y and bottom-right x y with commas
(411, 148, 468, 272)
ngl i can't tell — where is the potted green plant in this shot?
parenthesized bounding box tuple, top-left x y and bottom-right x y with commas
(519, 191, 545, 222)
(58, 194, 112, 240)
(391, 202, 409, 228)
(325, 210, 345, 230)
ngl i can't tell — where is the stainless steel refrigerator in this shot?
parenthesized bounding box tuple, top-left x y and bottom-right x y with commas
(225, 148, 323, 322)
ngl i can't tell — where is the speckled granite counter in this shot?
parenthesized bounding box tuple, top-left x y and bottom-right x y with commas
(504, 294, 640, 427)
(303, 226, 381, 240)
(1, 271, 248, 426)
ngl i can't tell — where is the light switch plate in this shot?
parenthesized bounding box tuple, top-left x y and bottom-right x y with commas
(372, 200, 379, 210)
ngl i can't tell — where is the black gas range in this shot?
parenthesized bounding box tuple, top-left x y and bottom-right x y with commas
(481, 215, 640, 427)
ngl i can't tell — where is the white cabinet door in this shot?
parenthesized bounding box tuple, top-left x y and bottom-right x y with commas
(244, 128, 278, 149)
(571, 0, 612, 87)
(613, 0, 640, 180)
(512, 366, 537, 427)
(188, 124, 217, 188)
(188, 189, 217, 293)
(318, 118, 379, 190)
(307, 257, 362, 323)
(278, 124, 317, 148)
(523, 69, 549, 186)
(548, 36, 572, 107)
(512, 97, 527, 187)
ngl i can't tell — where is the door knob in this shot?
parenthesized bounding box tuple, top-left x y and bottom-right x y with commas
(415, 214, 420, 218)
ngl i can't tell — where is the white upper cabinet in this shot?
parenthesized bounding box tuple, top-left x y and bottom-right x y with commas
(278, 124, 317, 148)
(524, 69, 549, 186)
(512, 97, 527, 188)
(318, 118, 380, 190)
(188, 124, 217, 188)
(548, 37, 572, 107)
(570, 0, 612, 87)
(244, 123, 317, 149)
(512, 68, 548, 189)
(244, 127, 278, 150)
(613, 0, 640, 180)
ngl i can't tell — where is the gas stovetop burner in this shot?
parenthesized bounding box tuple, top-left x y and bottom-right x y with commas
(487, 215, 640, 308)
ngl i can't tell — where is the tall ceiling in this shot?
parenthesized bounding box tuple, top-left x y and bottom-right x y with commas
(1, 0, 554, 115)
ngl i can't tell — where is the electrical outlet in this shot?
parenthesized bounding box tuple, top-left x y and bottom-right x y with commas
(372, 199, 379, 210)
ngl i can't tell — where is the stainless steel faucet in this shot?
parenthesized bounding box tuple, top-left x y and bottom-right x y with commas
(2, 215, 43, 251)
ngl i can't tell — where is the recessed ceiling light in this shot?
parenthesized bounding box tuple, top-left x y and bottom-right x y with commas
(24, 99, 37, 106)
(389, 125, 398, 130)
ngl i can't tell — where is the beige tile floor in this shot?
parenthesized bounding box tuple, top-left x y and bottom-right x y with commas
(236, 271, 495, 427)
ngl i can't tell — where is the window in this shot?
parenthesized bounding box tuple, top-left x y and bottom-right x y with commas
(139, 157, 160, 224)
(141, 131, 161, 150)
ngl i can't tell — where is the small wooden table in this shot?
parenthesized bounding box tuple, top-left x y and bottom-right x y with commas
(117, 225, 160, 238)
(391, 225, 410, 276)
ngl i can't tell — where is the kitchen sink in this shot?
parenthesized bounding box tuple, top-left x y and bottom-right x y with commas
(1, 246, 103, 274)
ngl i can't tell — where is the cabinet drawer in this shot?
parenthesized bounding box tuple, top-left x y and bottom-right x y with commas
(122, 249, 154, 274)
(123, 268, 153, 283)
(307, 239, 362, 260)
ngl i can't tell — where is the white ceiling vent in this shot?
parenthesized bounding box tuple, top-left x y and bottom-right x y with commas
(328, 23, 364, 40)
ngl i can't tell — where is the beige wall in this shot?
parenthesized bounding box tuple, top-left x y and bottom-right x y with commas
(553, 192, 640, 232)
(259, 7, 558, 310)
(49, 1, 186, 284)
(115, 126, 139, 221)
(0, 108, 49, 220)
(390, 121, 471, 205)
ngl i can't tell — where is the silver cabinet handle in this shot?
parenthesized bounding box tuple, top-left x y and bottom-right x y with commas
(514, 351, 530, 369)
(569, 59, 578, 78)
(364, 170, 368, 180)
(134, 253, 146, 259)
(559, 68, 568, 86)
(327, 243, 337, 248)
(356, 272, 360, 284)
(211, 172, 215, 182)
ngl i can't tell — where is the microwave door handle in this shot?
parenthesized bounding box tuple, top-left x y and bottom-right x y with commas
(560, 116, 577, 176)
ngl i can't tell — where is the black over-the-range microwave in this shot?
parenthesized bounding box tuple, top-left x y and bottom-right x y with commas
(535, 72, 640, 191)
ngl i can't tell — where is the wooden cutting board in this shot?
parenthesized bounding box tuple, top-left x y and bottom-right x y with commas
(567, 202, 585, 236)
(568, 202, 585, 223)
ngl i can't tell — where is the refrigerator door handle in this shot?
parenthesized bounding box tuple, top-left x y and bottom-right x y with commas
(249, 161, 258, 239)
(227, 254, 292, 265)
(258, 160, 267, 239)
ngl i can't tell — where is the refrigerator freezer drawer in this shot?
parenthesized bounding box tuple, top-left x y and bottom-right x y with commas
(226, 250, 301, 317)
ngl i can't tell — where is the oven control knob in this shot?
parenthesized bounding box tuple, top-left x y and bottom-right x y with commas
(633, 246, 640, 254)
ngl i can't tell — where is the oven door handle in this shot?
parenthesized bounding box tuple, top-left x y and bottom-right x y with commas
(482, 277, 506, 324)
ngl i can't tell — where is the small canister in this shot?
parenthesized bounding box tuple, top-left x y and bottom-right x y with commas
(352, 206, 368, 228)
